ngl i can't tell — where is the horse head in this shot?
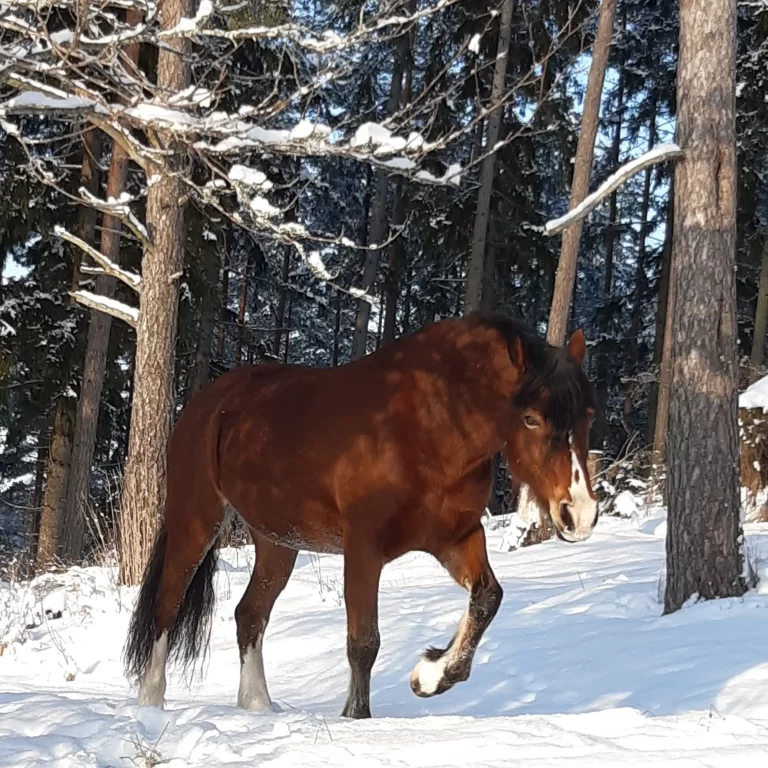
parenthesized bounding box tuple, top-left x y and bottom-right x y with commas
(503, 324, 597, 543)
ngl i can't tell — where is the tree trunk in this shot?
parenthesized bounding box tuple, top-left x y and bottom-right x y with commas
(69, 128, 102, 296)
(119, 0, 191, 586)
(546, 0, 617, 347)
(39, 130, 102, 566)
(272, 249, 291, 357)
(664, 0, 746, 614)
(187, 241, 219, 400)
(647, 181, 675, 445)
(351, 26, 410, 360)
(37, 396, 76, 569)
(622, 91, 658, 432)
(749, 234, 768, 383)
(463, 0, 516, 313)
(60, 16, 141, 563)
(518, 0, 616, 544)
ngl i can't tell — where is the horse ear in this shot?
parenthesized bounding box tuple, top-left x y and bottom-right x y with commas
(508, 336, 527, 372)
(567, 329, 587, 365)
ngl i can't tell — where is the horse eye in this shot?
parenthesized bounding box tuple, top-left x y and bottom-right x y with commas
(524, 414, 539, 429)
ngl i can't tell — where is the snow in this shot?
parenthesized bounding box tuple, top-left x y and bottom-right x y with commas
(228, 164, 272, 190)
(249, 195, 280, 217)
(740, 374, 768, 412)
(0, 91, 105, 114)
(3, 518, 768, 765)
(70, 290, 139, 324)
(545, 143, 684, 235)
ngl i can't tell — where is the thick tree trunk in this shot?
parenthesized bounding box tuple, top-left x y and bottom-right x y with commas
(187, 242, 219, 400)
(37, 396, 76, 568)
(351, 27, 410, 360)
(546, 0, 617, 347)
(464, 0, 516, 313)
(749, 234, 768, 382)
(119, 0, 191, 586)
(664, 0, 746, 614)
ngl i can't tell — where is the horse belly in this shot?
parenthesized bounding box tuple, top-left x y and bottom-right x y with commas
(227, 490, 344, 555)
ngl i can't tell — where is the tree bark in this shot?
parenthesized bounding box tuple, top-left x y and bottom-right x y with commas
(40, 129, 102, 565)
(463, 0, 516, 313)
(69, 128, 102, 296)
(749, 233, 768, 382)
(37, 396, 76, 568)
(664, 0, 746, 614)
(546, 0, 617, 346)
(351, 26, 410, 360)
(119, 0, 191, 585)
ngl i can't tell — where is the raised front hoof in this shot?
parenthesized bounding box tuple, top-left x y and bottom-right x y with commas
(410, 655, 466, 699)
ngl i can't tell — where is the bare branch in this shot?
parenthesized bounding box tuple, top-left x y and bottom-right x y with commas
(70, 290, 139, 327)
(54, 225, 142, 293)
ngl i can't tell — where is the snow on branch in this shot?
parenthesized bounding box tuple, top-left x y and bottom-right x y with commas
(69, 290, 139, 327)
(544, 144, 684, 236)
(54, 226, 142, 293)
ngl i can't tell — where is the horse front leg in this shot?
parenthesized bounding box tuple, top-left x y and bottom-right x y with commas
(410, 524, 502, 698)
(341, 543, 382, 719)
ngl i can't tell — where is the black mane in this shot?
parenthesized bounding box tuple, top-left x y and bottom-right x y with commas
(482, 314, 595, 436)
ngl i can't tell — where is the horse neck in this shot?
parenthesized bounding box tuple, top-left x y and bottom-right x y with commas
(407, 327, 514, 475)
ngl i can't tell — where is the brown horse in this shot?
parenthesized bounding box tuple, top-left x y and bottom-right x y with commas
(123, 313, 597, 718)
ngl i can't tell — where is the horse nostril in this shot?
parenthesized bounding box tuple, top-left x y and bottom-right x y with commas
(560, 504, 575, 532)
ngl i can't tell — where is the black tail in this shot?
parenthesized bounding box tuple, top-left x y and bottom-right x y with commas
(123, 528, 219, 683)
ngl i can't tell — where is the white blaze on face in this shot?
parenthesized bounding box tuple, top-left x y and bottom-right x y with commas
(563, 434, 597, 541)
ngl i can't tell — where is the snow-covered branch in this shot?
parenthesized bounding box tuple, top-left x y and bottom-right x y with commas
(54, 226, 142, 293)
(69, 290, 139, 327)
(544, 144, 684, 236)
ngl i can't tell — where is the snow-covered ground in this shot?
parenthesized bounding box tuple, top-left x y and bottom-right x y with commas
(3, 515, 768, 767)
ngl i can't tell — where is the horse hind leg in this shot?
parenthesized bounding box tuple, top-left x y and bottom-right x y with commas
(124, 483, 226, 708)
(234, 534, 297, 711)
(410, 524, 502, 698)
